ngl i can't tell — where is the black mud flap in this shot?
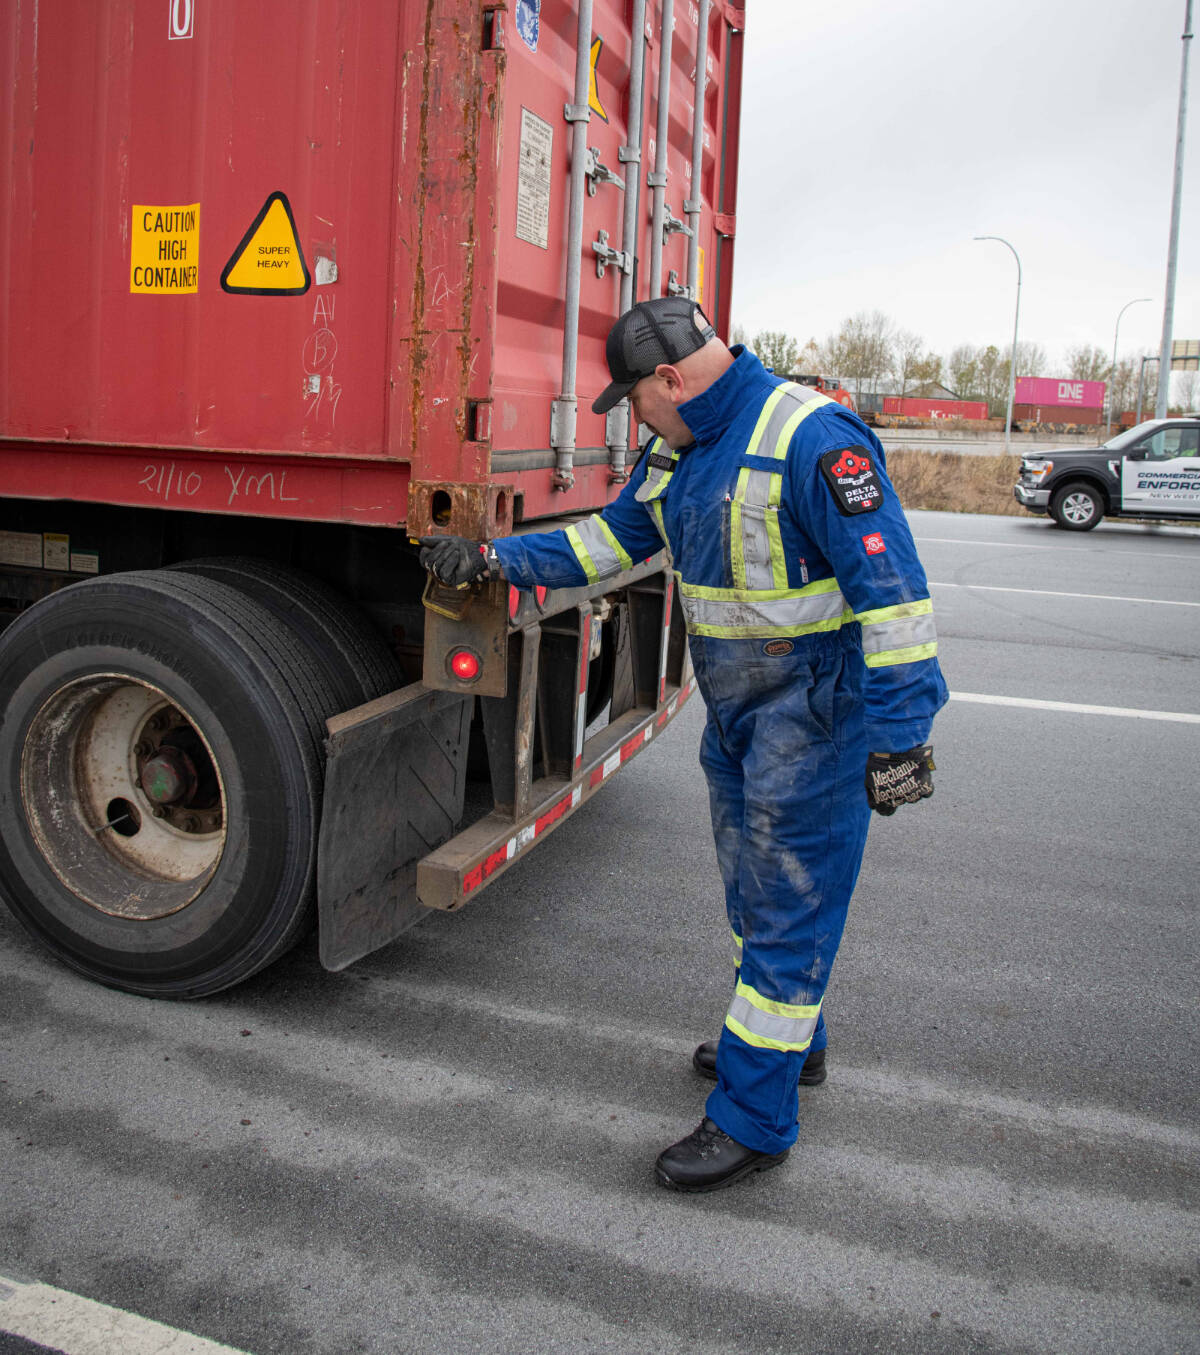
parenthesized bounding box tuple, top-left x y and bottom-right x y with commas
(317, 682, 471, 970)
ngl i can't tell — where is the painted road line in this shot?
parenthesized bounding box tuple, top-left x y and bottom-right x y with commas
(929, 580, 1200, 607)
(0, 1277, 252, 1355)
(950, 692, 1200, 724)
(915, 536, 1200, 561)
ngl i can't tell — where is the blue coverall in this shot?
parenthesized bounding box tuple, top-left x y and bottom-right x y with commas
(494, 348, 947, 1154)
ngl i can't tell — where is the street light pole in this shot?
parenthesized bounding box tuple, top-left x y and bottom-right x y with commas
(1155, 0, 1193, 420)
(1109, 297, 1151, 432)
(974, 235, 1022, 456)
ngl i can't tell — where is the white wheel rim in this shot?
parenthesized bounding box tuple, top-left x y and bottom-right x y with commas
(21, 674, 227, 920)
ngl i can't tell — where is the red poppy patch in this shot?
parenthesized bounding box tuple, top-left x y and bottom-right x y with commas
(862, 532, 886, 555)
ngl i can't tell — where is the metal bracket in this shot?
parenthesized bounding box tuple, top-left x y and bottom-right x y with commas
(662, 205, 694, 241)
(666, 269, 692, 299)
(646, 170, 668, 188)
(618, 146, 642, 164)
(593, 229, 632, 279)
(564, 103, 591, 123)
(683, 198, 701, 215)
(585, 146, 626, 196)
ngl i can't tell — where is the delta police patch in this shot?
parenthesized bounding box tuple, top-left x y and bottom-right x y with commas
(819, 445, 884, 515)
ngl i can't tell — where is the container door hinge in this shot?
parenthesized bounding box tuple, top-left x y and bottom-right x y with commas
(594, 230, 632, 279)
(667, 269, 692, 299)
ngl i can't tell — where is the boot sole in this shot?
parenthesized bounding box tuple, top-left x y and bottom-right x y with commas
(655, 1151, 789, 1194)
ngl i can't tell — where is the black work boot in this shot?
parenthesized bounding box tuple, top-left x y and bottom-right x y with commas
(691, 1040, 827, 1085)
(655, 1117, 789, 1192)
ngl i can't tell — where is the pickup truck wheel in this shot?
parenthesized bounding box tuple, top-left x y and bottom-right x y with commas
(0, 570, 336, 997)
(1050, 482, 1104, 530)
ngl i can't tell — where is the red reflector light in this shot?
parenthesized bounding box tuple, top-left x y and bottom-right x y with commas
(449, 649, 481, 681)
(535, 585, 548, 608)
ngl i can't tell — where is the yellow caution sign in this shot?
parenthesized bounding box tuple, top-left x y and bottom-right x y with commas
(589, 37, 608, 122)
(130, 204, 200, 293)
(220, 192, 310, 295)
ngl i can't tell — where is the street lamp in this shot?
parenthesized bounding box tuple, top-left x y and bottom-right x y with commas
(974, 235, 1021, 456)
(1109, 297, 1152, 432)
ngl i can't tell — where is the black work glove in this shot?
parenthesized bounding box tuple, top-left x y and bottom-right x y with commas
(417, 536, 496, 589)
(865, 745, 935, 816)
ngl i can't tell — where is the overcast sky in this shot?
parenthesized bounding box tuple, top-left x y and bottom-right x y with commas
(733, 0, 1197, 384)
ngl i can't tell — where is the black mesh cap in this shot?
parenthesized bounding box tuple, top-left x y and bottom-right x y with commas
(591, 297, 718, 414)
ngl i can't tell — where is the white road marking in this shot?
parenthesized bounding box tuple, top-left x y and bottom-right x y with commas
(915, 535, 1200, 561)
(929, 580, 1200, 607)
(950, 691, 1200, 724)
(0, 1276, 252, 1355)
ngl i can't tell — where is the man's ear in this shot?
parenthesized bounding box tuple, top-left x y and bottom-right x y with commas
(654, 363, 686, 403)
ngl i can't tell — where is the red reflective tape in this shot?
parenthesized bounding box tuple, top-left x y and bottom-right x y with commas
(463, 864, 484, 895)
(589, 766, 605, 787)
(620, 730, 650, 762)
(536, 793, 573, 835)
(483, 845, 509, 879)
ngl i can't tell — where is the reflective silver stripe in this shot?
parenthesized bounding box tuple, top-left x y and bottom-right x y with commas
(726, 991, 820, 1050)
(860, 608, 938, 655)
(733, 467, 783, 590)
(569, 515, 631, 581)
(678, 584, 848, 637)
(747, 382, 831, 460)
(634, 438, 678, 502)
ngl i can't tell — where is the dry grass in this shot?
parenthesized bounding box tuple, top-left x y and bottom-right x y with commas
(885, 450, 1025, 516)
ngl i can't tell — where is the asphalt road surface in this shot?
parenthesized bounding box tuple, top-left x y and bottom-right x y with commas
(3, 510, 1198, 1355)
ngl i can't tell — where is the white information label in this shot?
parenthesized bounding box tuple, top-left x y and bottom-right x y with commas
(43, 532, 70, 570)
(0, 530, 43, 568)
(516, 108, 553, 250)
(70, 550, 100, 575)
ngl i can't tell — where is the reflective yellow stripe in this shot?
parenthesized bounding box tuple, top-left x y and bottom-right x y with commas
(745, 387, 787, 456)
(649, 500, 669, 547)
(855, 598, 933, 627)
(680, 577, 842, 602)
(593, 517, 633, 572)
(725, 980, 822, 1052)
(565, 524, 600, 584)
(864, 641, 939, 667)
(770, 394, 830, 458)
(731, 928, 743, 968)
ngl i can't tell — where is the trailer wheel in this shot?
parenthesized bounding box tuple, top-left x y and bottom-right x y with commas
(0, 570, 340, 997)
(1050, 482, 1104, 531)
(169, 557, 404, 708)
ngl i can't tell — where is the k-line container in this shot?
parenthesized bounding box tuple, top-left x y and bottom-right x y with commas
(0, 1, 747, 998)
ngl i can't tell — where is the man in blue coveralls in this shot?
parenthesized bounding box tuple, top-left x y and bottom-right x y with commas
(420, 297, 947, 1193)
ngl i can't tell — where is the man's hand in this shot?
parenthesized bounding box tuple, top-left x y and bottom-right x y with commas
(865, 745, 935, 816)
(418, 536, 495, 589)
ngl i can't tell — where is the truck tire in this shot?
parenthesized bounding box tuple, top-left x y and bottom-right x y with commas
(1050, 481, 1104, 531)
(169, 557, 404, 709)
(0, 570, 342, 997)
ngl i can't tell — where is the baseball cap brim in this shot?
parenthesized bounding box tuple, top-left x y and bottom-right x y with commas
(591, 377, 638, 415)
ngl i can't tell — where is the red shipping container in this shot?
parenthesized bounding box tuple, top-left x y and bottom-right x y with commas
(1013, 404, 1103, 425)
(1014, 377, 1106, 410)
(0, 0, 745, 536)
(881, 397, 988, 420)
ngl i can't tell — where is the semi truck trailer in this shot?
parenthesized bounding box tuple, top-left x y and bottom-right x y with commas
(0, 0, 746, 996)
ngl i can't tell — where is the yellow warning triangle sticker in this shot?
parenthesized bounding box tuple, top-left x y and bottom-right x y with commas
(221, 192, 310, 295)
(589, 38, 608, 122)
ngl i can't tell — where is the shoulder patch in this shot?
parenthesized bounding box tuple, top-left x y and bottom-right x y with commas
(819, 445, 884, 515)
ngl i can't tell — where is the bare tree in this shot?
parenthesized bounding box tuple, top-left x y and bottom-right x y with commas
(825, 310, 895, 404)
(1066, 344, 1111, 382)
(892, 329, 925, 396)
(1006, 340, 1048, 378)
(1171, 368, 1199, 412)
(946, 344, 980, 399)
